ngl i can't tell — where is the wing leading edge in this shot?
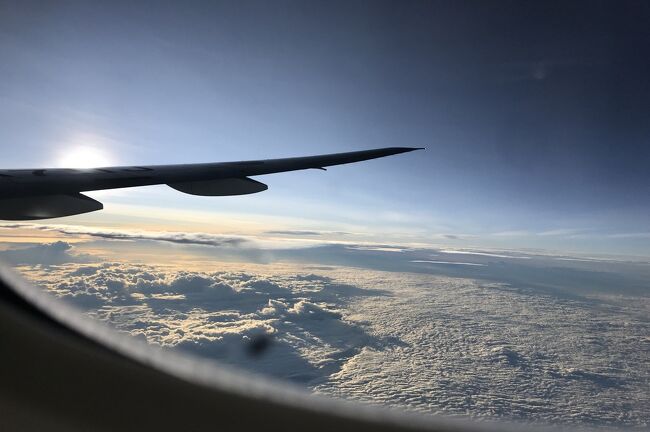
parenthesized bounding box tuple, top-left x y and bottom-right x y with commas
(0, 147, 422, 220)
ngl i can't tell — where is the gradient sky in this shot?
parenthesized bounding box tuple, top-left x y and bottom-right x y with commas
(1, 0, 649, 256)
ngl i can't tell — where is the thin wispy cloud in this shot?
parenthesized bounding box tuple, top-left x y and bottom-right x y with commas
(537, 228, 585, 237)
(607, 232, 650, 239)
(0, 223, 417, 251)
(263, 230, 351, 237)
(264, 230, 325, 236)
(490, 230, 532, 237)
(410, 260, 486, 267)
(0, 223, 250, 248)
(439, 249, 531, 259)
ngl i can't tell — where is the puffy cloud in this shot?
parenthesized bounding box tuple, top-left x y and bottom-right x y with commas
(0, 241, 92, 266)
(22, 262, 394, 384)
(5, 231, 650, 428)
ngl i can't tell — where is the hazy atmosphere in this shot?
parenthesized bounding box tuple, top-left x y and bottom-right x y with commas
(1, 0, 649, 429)
(1, 0, 649, 255)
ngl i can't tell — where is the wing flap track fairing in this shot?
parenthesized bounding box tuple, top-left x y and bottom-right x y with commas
(167, 177, 268, 196)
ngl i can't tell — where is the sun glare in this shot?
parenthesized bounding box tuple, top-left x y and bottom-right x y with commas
(57, 146, 113, 169)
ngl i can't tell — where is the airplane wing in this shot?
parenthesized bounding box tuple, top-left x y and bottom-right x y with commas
(0, 147, 422, 220)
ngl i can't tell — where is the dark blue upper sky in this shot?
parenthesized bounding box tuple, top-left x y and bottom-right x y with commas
(1, 0, 649, 255)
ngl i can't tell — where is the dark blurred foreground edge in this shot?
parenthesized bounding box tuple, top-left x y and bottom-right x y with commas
(0, 264, 505, 432)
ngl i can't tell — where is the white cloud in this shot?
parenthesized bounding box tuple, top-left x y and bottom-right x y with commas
(21, 262, 394, 384)
(5, 233, 650, 428)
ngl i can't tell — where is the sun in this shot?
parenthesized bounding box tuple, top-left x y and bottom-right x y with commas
(57, 146, 114, 169)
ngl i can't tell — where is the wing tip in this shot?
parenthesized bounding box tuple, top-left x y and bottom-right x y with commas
(387, 147, 426, 153)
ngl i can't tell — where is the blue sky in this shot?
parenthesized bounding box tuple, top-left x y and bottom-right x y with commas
(1, 1, 649, 256)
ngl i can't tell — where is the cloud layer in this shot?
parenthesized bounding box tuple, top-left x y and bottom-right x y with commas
(4, 235, 650, 428)
(24, 261, 394, 384)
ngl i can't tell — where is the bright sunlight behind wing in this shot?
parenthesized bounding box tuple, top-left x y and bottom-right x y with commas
(57, 146, 112, 169)
(55, 133, 115, 169)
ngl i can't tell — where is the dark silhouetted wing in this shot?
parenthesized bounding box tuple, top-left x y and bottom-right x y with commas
(0, 147, 422, 220)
